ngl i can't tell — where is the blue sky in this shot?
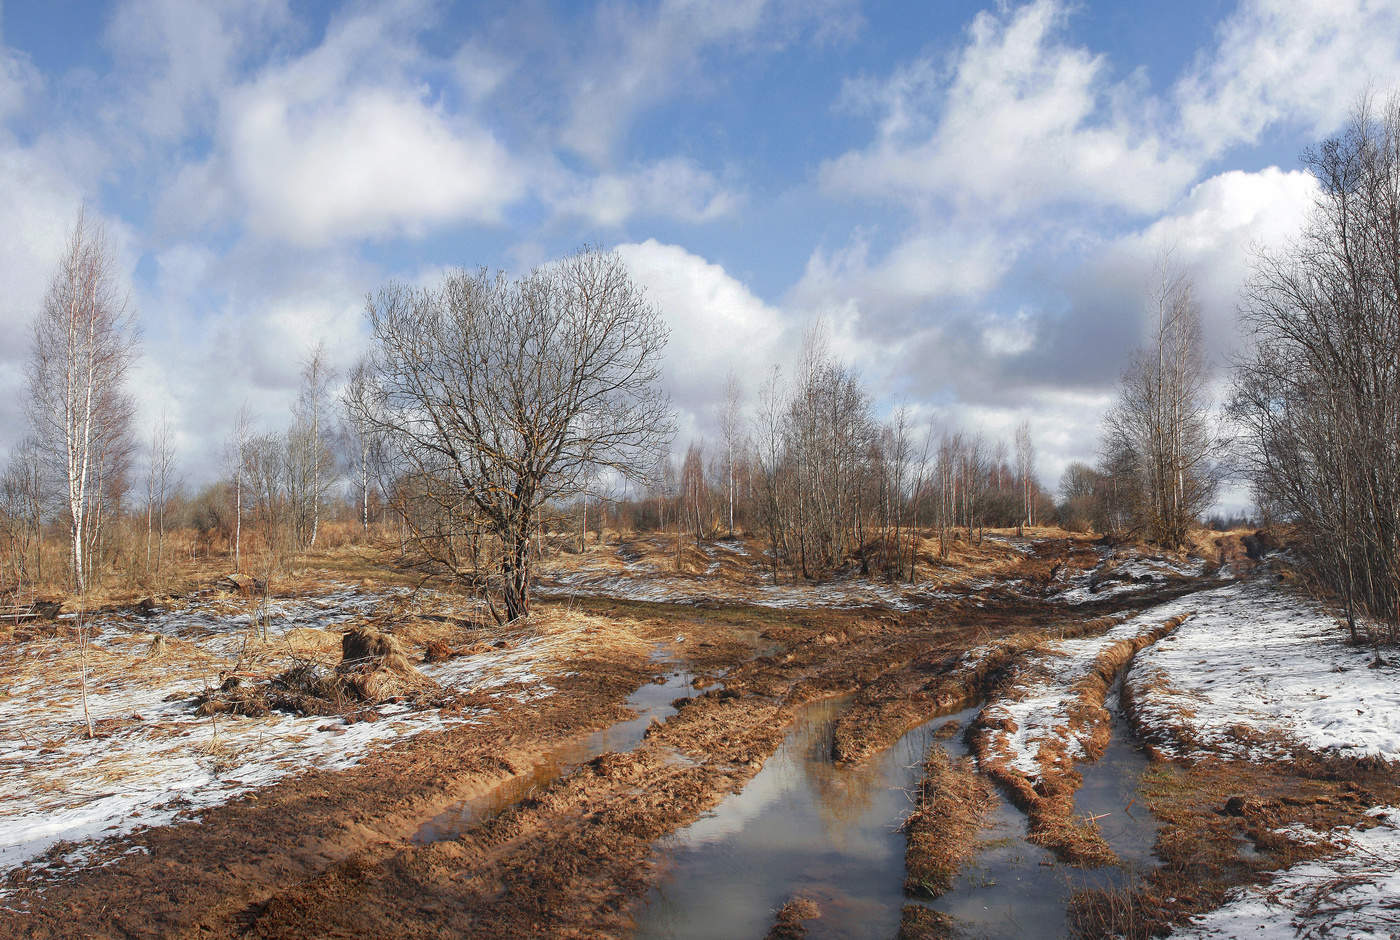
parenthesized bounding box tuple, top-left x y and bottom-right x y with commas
(2, 0, 1398, 499)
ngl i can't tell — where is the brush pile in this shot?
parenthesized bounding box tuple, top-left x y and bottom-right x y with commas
(195, 623, 441, 718)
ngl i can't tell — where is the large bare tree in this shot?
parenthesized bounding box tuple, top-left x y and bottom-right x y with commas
(25, 209, 138, 593)
(1233, 94, 1400, 646)
(350, 247, 672, 621)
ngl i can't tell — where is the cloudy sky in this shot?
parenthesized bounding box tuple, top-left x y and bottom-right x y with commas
(1, 0, 1397, 499)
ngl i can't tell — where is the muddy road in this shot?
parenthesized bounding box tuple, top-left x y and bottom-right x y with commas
(3, 535, 1394, 938)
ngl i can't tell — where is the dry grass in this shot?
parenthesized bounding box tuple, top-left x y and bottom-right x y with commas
(971, 612, 1194, 866)
(903, 730, 997, 898)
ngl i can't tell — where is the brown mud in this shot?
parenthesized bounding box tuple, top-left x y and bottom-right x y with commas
(0, 534, 1323, 940)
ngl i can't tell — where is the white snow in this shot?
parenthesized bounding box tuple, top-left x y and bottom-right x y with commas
(1170, 808, 1400, 939)
(537, 562, 964, 611)
(0, 588, 578, 881)
(1128, 579, 1400, 763)
(979, 597, 1199, 781)
(1056, 550, 1208, 606)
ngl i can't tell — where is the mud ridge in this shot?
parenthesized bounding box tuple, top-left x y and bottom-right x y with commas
(970, 612, 1193, 866)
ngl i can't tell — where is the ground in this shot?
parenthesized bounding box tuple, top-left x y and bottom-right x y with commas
(0, 528, 1394, 938)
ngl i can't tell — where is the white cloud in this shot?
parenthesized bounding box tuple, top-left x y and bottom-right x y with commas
(822, 0, 1194, 217)
(1107, 166, 1319, 358)
(126, 240, 375, 481)
(1177, 0, 1400, 159)
(554, 158, 741, 227)
(791, 227, 1012, 322)
(614, 239, 792, 443)
(144, 5, 526, 246)
(224, 84, 522, 245)
(980, 308, 1036, 357)
(104, 0, 291, 143)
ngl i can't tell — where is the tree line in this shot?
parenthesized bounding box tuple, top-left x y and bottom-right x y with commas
(5, 95, 1400, 647)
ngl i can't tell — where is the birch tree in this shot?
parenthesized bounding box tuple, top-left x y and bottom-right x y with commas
(25, 209, 138, 593)
(718, 372, 743, 536)
(1103, 262, 1218, 548)
(144, 413, 177, 585)
(1014, 421, 1035, 532)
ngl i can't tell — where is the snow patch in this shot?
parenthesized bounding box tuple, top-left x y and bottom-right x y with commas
(1128, 580, 1400, 763)
(1170, 809, 1400, 938)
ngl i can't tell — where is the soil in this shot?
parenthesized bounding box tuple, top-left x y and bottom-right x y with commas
(2, 532, 1387, 939)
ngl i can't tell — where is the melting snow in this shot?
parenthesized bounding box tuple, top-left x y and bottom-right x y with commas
(1056, 550, 1208, 606)
(1127, 579, 1400, 763)
(0, 588, 573, 881)
(1170, 808, 1400, 939)
(980, 597, 1199, 781)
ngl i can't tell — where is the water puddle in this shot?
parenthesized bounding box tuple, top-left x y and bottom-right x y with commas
(411, 664, 703, 843)
(1071, 679, 1160, 870)
(633, 695, 940, 938)
(634, 675, 1162, 938)
(922, 675, 1160, 937)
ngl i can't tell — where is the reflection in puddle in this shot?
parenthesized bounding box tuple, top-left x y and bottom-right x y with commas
(412, 665, 702, 843)
(635, 674, 1161, 939)
(928, 678, 1158, 938)
(1071, 680, 1160, 870)
(635, 695, 939, 939)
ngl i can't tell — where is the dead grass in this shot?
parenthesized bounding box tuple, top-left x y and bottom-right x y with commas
(766, 896, 821, 939)
(903, 730, 996, 898)
(1066, 755, 1400, 938)
(971, 612, 1194, 866)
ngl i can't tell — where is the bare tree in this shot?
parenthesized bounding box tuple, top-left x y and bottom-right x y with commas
(243, 432, 286, 616)
(752, 365, 787, 582)
(225, 405, 252, 573)
(351, 247, 673, 621)
(1102, 260, 1218, 548)
(679, 442, 708, 549)
(1, 440, 44, 599)
(718, 372, 743, 536)
(1233, 94, 1400, 647)
(144, 413, 177, 585)
(25, 208, 138, 593)
(287, 343, 335, 550)
(340, 364, 378, 534)
(1014, 420, 1035, 533)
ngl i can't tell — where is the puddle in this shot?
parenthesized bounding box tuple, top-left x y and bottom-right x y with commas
(926, 707, 1131, 938)
(634, 679, 1162, 938)
(633, 695, 940, 939)
(1071, 679, 1160, 870)
(411, 665, 702, 843)
(926, 677, 1160, 937)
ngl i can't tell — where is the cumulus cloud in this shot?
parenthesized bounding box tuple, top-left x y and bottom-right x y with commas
(1177, 0, 1400, 159)
(614, 239, 792, 444)
(822, 0, 1194, 217)
(790, 226, 1014, 331)
(223, 84, 522, 245)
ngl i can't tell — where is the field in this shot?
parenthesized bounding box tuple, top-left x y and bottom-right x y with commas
(0, 528, 1396, 939)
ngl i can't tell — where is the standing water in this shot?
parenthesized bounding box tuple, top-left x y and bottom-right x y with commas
(634, 677, 1160, 938)
(633, 695, 939, 938)
(924, 699, 1151, 938)
(413, 660, 703, 843)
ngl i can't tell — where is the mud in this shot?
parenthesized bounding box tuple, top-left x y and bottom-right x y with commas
(2, 535, 1273, 939)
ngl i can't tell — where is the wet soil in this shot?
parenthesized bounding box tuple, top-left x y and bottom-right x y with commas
(1, 539, 1275, 940)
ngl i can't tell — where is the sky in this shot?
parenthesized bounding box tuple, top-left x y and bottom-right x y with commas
(1, 0, 1398, 504)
